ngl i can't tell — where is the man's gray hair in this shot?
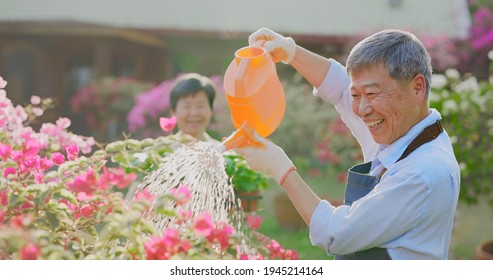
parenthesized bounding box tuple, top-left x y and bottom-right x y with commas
(346, 29, 432, 96)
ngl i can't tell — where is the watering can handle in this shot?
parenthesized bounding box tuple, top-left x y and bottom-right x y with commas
(233, 40, 265, 98)
(234, 58, 249, 98)
(252, 40, 265, 48)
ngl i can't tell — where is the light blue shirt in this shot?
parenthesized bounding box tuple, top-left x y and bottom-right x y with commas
(309, 60, 461, 259)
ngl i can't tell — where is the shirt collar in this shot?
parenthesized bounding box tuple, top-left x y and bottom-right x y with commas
(377, 109, 442, 169)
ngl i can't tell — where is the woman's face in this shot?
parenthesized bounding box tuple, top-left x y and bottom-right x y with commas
(172, 91, 212, 140)
(349, 63, 427, 145)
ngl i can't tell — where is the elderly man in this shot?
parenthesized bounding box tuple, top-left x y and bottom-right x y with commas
(236, 28, 460, 260)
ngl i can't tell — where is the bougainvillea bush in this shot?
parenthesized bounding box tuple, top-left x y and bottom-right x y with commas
(0, 76, 297, 260)
(70, 77, 153, 142)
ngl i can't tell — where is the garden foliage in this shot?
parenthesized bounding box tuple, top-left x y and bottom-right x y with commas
(0, 76, 297, 260)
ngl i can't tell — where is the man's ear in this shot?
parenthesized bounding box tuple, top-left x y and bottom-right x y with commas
(412, 74, 427, 102)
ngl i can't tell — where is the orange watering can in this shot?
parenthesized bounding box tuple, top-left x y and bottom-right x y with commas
(217, 41, 286, 152)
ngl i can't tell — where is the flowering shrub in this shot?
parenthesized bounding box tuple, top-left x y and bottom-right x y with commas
(311, 118, 363, 182)
(429, 64, 493, 206)
(0, 76, 297, 259)
(224, 154, 269, 193)
(70, 77, 152, 141)
(458, 5, 493, 79)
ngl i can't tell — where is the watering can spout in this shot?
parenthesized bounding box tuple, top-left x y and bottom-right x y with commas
(216, 123, 256, 153)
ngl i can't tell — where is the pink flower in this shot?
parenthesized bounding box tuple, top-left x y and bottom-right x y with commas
(40, 157, 54, 170)
(212, 225, 234, 251)
(56, 117, 71, 129)
(51, 152, 65, 165)
(77, 192, 93, 201)
(10, 215, 25, 228)
(20, 244, 40, 260)
(194, 212, 214, 237)
(34, 172, 44, 183)
(162, 228, 181, 250)
(159, 116, 176, 132)
(22, 138, 41, 157)
(74, 205, 95, 219)
(144, 236, 170, 260)
(0, 143, 12, 159)
(266, 240, 285, 259)
(180, 240, 192, 253)
(102, 167, 137, 189)
(0, 76, 7, 88)
(247, 214, 262, 230)
(239, 253, 249, 260)
(66, 143, 79, 160)
(283, 249, 299, 260)
(23, 155, 40, 169)
(144, 228, 187, 260)
(175, 210, 192, 225)
(32, 107, 43, 117)
(135, 189, 156, 202)
(169, 185, 191, 205)
(10, 150, 23, 162)
(30, 95, 41, 105)
(67, 169, 98, 194)
(3, 167, 16, 178)
(0, 189, 7, 206)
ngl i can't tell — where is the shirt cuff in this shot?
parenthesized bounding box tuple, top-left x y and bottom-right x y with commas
(312, 59, 350, 105)
(309, 200, 336, 252)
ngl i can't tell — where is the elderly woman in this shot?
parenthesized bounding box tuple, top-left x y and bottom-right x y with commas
(168, 73, 219, 144)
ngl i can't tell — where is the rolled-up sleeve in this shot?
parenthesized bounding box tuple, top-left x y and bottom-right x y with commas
(313, 59, 350, 105)
(312, 58, 378, 162)
(309, 200, 336, 252)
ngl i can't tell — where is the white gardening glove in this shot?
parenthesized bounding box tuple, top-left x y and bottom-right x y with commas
(234, 132, 295, 185)
(248, 27, 296, 64)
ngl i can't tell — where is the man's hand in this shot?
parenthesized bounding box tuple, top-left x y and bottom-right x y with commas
(248, 27, 296, 64)
(234, 132, 294, 185)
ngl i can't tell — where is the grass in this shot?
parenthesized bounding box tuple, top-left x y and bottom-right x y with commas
(450, 199, 493, 259)
(253, 175, 493, 260)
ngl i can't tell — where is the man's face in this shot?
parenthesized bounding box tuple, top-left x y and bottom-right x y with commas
(172, 91, 212, 140)
(349, 63, 424, 145)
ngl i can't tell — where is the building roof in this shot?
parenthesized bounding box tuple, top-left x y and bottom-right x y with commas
(0, 0, 471, 39)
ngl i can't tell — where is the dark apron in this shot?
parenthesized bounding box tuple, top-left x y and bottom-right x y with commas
(335, 120, 443, 260)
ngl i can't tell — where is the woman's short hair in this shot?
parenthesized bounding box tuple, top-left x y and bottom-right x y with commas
(169, 73, 216, 110)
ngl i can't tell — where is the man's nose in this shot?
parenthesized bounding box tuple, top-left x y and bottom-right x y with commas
(358, 96, 373, 116)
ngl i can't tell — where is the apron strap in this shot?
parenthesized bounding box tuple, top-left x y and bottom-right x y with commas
(397, 120, 443, 162)
(378, 120, 443, 178)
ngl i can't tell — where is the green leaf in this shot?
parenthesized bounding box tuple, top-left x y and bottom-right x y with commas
(154, 207, 177, 217)
(111, 152, 130, 166)
(46, 211, 60, 230)
(139, 138, 155, 149)
(74, 230, 95, 245)
(58, 189, 78, 204)
(105, 141, 125, 153)
(125, 139, 140, 150)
